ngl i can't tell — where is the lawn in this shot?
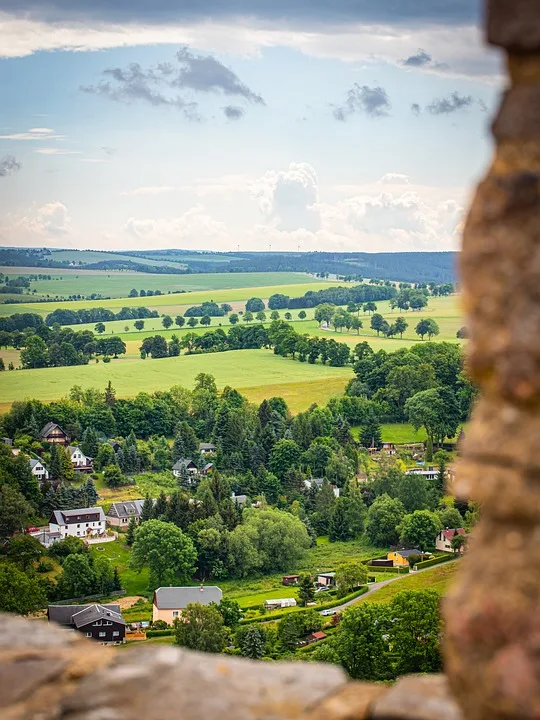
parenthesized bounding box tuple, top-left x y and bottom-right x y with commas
(351, 423, 429, 444)
(0, 348, 353, 414)
(366, 561, 459, 604)
(91, 540, 149, 596)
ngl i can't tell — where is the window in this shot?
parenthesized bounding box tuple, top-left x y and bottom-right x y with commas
(86, 632, 92, 637)
(113, 631, 120, 637)
(172, 611, 179, 617)
(99, 632, 106, 637)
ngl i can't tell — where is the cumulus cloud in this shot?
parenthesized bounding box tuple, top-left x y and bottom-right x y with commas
(379, 173, 411, 185)
(0, 155, 21, 177)
(123, 205, 230, 247)
(0, 128, 63, 140)
(3, 202, 72, 240)
(411, 103, 422, 116)
(81, 48, 263, 119)
(333, 84, 391, 121)
(403, 49, 432, 67)
(252, 163, 320, 232)
(34, 148, 81, 155)
(223, 105, 245, 121)
(427, 91, 474, 115)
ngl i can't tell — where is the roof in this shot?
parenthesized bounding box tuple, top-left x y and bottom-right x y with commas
(394, 549, 422, 558)
(441, 528, 466, 541)
(199, 443, 216, 451)
(172, 458, 197, 471)
(71, 604, 125, 628)
(231, 494, 248, 505)
(50, 507, 106, 526)
(202, 463, 214, 473)
(265, 598, 296, 604)
(310, 631, 327, 640)
(153, 586, 222, 609)
(40, 422, 67, 438)
(318, 572, 335, 578)
(68, 446, 86, 457)
(48, 603, 121, 626)
(29, 458, 45, 470)
(32, 530, 61, 543)
(107, 500, 144, 519)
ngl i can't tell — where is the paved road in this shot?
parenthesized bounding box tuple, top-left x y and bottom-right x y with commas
(321, 559, 459, 615)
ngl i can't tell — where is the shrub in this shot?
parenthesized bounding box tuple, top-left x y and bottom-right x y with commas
(413, 554, 456, 570)
(36, 558, 55, 573)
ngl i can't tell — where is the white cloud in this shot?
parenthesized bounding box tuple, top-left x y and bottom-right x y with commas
(123, 204, 230, 248)
(0, 12, 500, 80)
(34, 148, 81, 155)
(252, 162, 320, 232)
(0, 128, 64, 140)
(1, 201, 72, 243)
(121, 186, 177, 197)
(379, 173, 411, 185)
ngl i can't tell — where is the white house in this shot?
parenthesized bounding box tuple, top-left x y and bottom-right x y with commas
(199, 443, 217, 456)
(406, 467, 438, 481)
(436, 528, 466, 553)
(264, 598, 297, 610)
(29, 458, 50, 482)
(304, 478, 340, 498)
(49, 507, 106, 539)
(68, 446, 93, 472)
(172, 458, 199, 480)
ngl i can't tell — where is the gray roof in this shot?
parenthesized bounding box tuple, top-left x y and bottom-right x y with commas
(199, 443, 216, 451)
(29, 458, 46, 470)
(33, 530, 61, 543)
(318, 572, 335, 578)
(40, 422, 67, 438)
(72, 604, 125, 628)
(107, 500, 144, 519)
(48, 603, 121, 626)
(153, 586, 222, 610)
(50, 507, 106, 525)
(172, 458, 197, 471)
(395, 549, 422, 557)
(231, 495, 248, 505)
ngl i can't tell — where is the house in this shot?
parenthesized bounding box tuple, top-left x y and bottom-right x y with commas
(172, 458, 199, 481)
(231, 494, 248, 506)
(108, 440, 121, 453)
(48, 604, 125, 644)
(264, 598, 297, 610)
(317, 572, 336, 587)
(306, 631, 327, 644)
(106, 500, 145, 528)
(202, 462, 214, 476)
(282, 575, 300, 586)
(40, 422, 70, 445)
(68, 446, 93, 472)
(29, 458, 50, 482)
(406, 466, 438, 481)
(381, 442, 397, 455)
(30, 529, 62, 548)
(152, 585, 223, 625)
(388, 549, 422, 567)
(436, 528, 466, 553)
(199, 443, 216, 456)
(2, 437, 13, 446)
(49, 507, 106, 539)
(304, 478, 340, 498)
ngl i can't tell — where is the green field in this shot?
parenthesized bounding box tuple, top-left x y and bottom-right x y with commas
(2, 271, 329, 303)
(366, 561, 459, 603)
(0, 349, 353, 413)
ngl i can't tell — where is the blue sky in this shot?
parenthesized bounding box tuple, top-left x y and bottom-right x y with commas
(0, 1, 501, 252)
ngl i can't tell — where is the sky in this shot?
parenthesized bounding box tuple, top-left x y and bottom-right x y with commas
(0, 0, 502, 253)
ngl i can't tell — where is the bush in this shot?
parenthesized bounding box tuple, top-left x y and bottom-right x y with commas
(413, 554, 456, 570)
(240, 587, 369, 624)
(36, 558, 55, 573)
(145, 628, 174, 638)
(367, 566, 410, 575)
(103, 355, 111, 364)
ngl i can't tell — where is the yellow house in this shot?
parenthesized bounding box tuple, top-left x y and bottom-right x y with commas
(387, 549, 422, 567)
(152, 585, 223, 625)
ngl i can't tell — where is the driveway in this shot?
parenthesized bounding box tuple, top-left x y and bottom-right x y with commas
(322, 559, 459, 614)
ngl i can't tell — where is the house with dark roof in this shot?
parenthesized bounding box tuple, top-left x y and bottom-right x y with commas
(29, 457, 49, 482)
(106, 500, 145, 528)
(48, 604, 125, 644)
(436, 528, 467, 553)
(199, 443, 217, 455)
(388, 549, 423, 567)
(49, 507, 106, 539)
(172, 458, 199, 481)
(68, 446, 93, 472)
(152, 585, 223, 625)
(40, 422, 70, 445)
(316, 572, 336, 587)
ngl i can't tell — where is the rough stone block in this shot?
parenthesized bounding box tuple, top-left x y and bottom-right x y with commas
(493, 87, 540, 141)
(488, 0, 540, 51)
(304, 683, 386, 720)
(370, 675, 463, 720)
(61, 645, 348, 720)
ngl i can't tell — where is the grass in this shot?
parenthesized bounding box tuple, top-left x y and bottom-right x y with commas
(351, 423, 429, 444)
(3, 271, 328, 302)
(90, 540, 149, 596)
(366, 561, 459, 604)
(0, 349, 353, 414)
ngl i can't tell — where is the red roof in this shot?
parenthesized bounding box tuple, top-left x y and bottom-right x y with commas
(442, 528, 466, 541)
(310, 631, 327, 641)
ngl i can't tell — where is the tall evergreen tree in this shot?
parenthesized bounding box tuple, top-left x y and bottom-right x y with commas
(329, 497, 351, 542)
(55, 483, 74, 510)
(82, 477, 99, 506)
(126, 516, 137, 546)
(41, 486, 57, 516)
(112, 566, 122, 591)
(140, 495, 153, 523)
(172, 422, 199, 461)
(59, 446, 75, 482)
(104, 381, 116, 407)
(49, 444, 62, 481)
(81, 426, 100, 458)
(360, 416, 382, 449)
(152, 491, 168, 519)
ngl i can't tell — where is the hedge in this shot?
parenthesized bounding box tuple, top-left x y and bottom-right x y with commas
(239, 586, 369, 625)
(413, 554, 456, 570)
(368, 565, 410, 575)
(145, 629, 175, 638)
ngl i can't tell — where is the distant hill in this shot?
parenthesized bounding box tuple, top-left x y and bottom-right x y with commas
(0, 247, 457, 284)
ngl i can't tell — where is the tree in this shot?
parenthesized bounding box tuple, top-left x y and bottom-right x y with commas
(269, 439, 302, 480)
(399, 510, 442, 552)
(105, 379, 116, 407)
(81, 477, 99, 506)
(103, 464, 124, 488)
(140, 495, 154, 523)
(0, 486, 32, 539)
(370, 314, 386, 336)
(334, 563, 369, 597)
(214, 598, 242, 627)
(95, 322, 106, 334)
(0, 562, 47, 614)
(284, 312, 292, 321)
(256, 311, 266, 323)
(438, 506, 463, 530)
(175, 315, 186, 328)
(175, 603, 229, 653)
(187, 317, 199, 328)
(270, 311, 280, 321)
(277, 613, 306, 650)
(94, 443, 116, 471)
(130, 519, 197, 588)
(350, 317, 363, 334)
(239, 625, 266, 659)
(314, 304, 336, 326)
(360, 415, 382, 449)
(365, 494, 406, 547)
(394, 317, 408, 338)
(246, 297, 265, 313)
(200, 315, 212, 327)
(162, 315, 173, 329)
(20, 335, 49, 369)
(5, 534, 43, 570)
(229, 313, 239, 325)
(451, 533, 468, 554)
(58, 553, 97, 599)
(243, 311, 254, 323)
(298, 310, 307, 320)
(363, 302, 377, 315)
(406, 387, 460, 446)
(172, 421, 199, 461)
(415, 318, 440, 341)
(390, 590, 442, 674)
(298, 573, 315, 606)
(134, 320, 145, 331)
(81, 426, 99, 457)
(126, 515, 137, 546)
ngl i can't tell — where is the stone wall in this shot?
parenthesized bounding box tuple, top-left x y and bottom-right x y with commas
(2, 2, 538, 719)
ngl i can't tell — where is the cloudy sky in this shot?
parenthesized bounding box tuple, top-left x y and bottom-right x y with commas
(0, 1, 501, 253)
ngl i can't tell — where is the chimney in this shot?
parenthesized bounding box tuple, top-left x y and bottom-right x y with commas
(200, 583, 204, 592)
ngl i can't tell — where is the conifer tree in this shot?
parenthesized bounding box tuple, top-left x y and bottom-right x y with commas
(126, 516, 137, 546)
(81, 427, 99, 458)
(83, 477, 99, 506)
(152, 491, 168, 519)
(112, 566, 122, 591)
(59, 446, 74, 482)
(55, 483, 74, 510)
(41, 486, 57, 516)
(104, 381, 116, 407)
(49, 444, 62, 481)
(140, 495, 153, 523)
